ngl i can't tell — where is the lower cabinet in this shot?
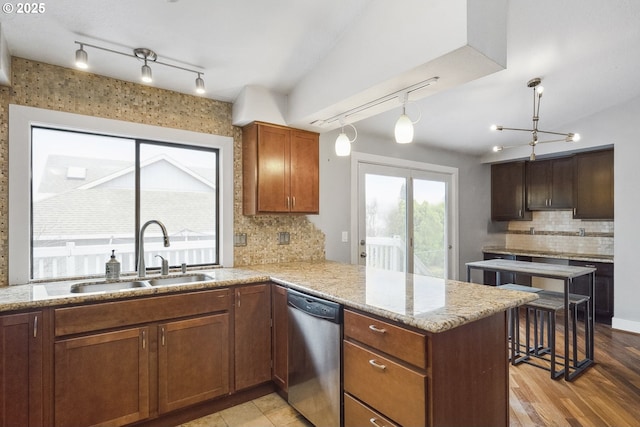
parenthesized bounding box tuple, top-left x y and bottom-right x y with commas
(158, 314, 230, 413)
(344, 309, 508, 427)
(54, 327, 150, 427)
(53, 289, 230, 426)
(271, 284, 288, 392)
(233, 283, 272, 391)
(569, 260, 614, 324)
(1, 310, 47, 427)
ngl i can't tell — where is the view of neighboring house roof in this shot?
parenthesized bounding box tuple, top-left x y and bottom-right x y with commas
(33, 155, 217, 239)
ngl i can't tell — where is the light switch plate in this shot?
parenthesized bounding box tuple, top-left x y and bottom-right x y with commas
(341, 231, 349, 243)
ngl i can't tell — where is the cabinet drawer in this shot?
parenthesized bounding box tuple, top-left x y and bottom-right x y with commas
(344, 340, 426, 427)
(55, 288, 230, 336)
(344, 393, 399, 427)
(344, 310, 427, 369)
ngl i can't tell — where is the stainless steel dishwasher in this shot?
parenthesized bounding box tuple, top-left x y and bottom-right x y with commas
(287, 288, 342, 427)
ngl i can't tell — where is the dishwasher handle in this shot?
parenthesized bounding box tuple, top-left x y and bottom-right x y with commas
(287, 289, 342, 324)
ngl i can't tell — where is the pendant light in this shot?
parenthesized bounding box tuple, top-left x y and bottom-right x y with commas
(195, 73, 206, 94)
(394, 93, 420, 144)
(335, 120, 357, 157)
(491, 78, 581, 160)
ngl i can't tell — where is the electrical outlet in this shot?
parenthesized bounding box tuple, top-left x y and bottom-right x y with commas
(277, 231, 290, 245)
(234, 233, 247, 246)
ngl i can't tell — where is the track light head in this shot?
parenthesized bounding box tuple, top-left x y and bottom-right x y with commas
(195, 73, 206, 94)
(141, 62, 153, 83)
(75, 45, 88, 69)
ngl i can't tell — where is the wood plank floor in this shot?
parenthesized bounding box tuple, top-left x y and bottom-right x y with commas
(509, 312, 640, 427)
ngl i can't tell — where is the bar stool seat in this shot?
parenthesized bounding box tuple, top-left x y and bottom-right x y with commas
(512, 289, 591, 379)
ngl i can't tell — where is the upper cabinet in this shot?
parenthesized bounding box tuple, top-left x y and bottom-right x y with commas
(526, 157, 573, 210)
(242, 122, 319, 215)
(491, 161, 531, 221)
(573, 149, 614, 220)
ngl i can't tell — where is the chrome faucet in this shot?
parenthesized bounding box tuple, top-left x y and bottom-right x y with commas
(137, 220, 170, 278)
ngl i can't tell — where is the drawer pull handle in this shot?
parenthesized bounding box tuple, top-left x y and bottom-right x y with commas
(370, 417, 386, 427)
(368, 324, 386, 334)
(33, 315, 38, 338)
(369, 359, 386, 370)
(585, 264, 596, 268)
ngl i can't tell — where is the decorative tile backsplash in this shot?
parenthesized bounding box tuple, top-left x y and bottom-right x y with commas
(505, 210, 613, 255)
(0, 57, 325, 285)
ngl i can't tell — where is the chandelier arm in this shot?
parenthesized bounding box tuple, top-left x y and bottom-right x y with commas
(495, 126, 535, 132)
(535, 130, 572, 137)
(536, 137, 571, 144)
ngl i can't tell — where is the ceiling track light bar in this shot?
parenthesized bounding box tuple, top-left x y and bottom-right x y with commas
(317, 76, 439, 126)
(74, 41, 206, 93)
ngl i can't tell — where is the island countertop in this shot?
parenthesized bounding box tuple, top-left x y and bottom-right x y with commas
(0, 261, 537, 334)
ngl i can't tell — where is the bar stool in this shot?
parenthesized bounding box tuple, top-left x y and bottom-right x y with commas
(512, 290, 591, 379)
(496, 284, 542, 361)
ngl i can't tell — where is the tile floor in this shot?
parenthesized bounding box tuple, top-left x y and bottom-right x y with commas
(178, 393, 313, 427)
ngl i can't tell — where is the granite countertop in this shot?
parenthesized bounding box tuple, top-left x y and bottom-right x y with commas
(483, 247, 613, 263)
(0, 261, 537, 334)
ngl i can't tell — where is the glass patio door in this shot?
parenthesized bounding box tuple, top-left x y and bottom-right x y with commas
(357, 162, 452, 279)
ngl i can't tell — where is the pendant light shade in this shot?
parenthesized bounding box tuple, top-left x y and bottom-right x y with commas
(335, 132, 351, 156)
(395, 113, 414, 144)
(75, 45, 88, 69)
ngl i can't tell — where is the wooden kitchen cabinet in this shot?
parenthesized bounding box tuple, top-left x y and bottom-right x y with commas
(234, 284, 272, 391)
(344, 309, 508, 427)
(158, 314, 230, 414)
(527, 157, 573, 210)
(54, 327, 150, 427)
(271, 284, 288, 392)
(53, 289, 230, 425)
(1, 310, 48, 427)
(569, 260, 614, 324)
(242, 121, 319, 215)
(491, 161, 531, 221)
(573, 148, 614, 220)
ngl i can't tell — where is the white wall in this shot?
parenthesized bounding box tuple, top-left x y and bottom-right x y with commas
(310, 129, 503, 281)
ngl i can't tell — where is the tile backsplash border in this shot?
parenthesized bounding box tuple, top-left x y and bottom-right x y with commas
(0, 57, 325, 285)
(504, 210, 613, 256)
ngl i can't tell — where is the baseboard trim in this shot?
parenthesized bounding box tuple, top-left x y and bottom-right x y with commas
(611, 317, 640, 334)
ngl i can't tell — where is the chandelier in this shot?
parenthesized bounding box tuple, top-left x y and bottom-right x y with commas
(491, 77, 580, 160)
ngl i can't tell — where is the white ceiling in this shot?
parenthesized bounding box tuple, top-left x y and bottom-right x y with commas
(2, 0, 640, 156)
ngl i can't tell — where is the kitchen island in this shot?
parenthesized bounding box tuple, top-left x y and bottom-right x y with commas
(0, 261, 537, 427)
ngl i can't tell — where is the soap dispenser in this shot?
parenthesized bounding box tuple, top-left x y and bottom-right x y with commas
(105, 249, 121, 282)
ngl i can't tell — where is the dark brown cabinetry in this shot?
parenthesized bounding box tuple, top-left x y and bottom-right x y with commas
(53, 289, 230, 426)
(527, 157, 573, 210)
(1, 310, 48, 427)
(491, 161, 531, 221)
(234, 284, 272, 391)
(242, 122, 319, 215)
(271, 284, 288, 392)
(573, 149, 614, 220)
(569, 260, 614, 324)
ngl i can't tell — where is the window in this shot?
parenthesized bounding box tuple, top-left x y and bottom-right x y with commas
(9, 105, 234, 284)
(30, 128, 219, 280)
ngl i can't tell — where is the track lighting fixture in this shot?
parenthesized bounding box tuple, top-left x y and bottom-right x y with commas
(75, 44, 88, 69)
(394, 93, 420, 144)
(74, 41, 206, 95)
(491, 77, 580, 161)
(335, 120, 357, 157)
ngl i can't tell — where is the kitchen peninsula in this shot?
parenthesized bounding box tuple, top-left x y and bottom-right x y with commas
(0, 261, 537, 427)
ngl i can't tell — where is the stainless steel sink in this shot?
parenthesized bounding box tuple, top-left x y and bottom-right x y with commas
(148, 274, 213, 286)
(70, 280, 151, 293)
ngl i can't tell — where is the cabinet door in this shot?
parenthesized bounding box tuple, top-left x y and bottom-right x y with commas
(290, 130, 319, 213)
(234, 284, 272, 391)
(271, 284, 288, 391)
(257, 125, 291, 213)
(549, 157, 574, 208)
(574, 149, 614, 219)
(491, 161, 531, 221)
(54, 327, 149, 427)
(526, 160, 551, 209)
(158, 314, 230, 414)
(1, 312, 44, 427)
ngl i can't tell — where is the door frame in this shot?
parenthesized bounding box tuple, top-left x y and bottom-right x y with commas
(350, 152, 460, 280)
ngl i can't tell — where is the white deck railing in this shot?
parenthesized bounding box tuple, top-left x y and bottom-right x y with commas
(366, 236, 443, 278)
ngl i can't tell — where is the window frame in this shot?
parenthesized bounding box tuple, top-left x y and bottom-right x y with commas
(9, 104, 234, 285)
